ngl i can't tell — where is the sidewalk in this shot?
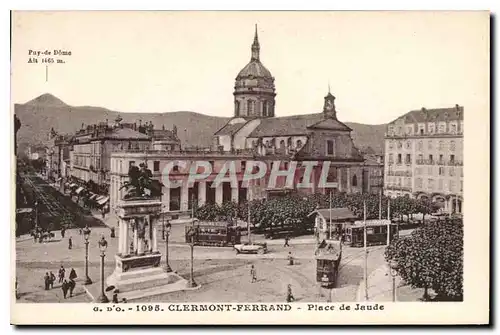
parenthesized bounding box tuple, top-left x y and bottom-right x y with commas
(356, 263, 425, 302)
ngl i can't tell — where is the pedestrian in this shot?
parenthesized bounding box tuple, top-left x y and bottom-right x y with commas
(49, 271, 56, 289)
(102, 210, 105, 219)
(286, 284, 295, 302)
(112, 289, 119, 303)
(61, 280, 69, 299)
(44, 272, 50, 290)
(121, 298, 127, 303)
(58, 265, 65, 283)
(284, 235, 290, 247)
(287, 252, 294, 266)
(144, 239, 149, 252)
(15, 279, 19, 299)
(79, 228, 82, 235)
(69, 268, 77, 281)
(250, 265, 257, 283)
(61, 228, 65, 239)
(68, 236, 72, 249)
(68, 279, 75, 297)
(33, 232, 37, 243)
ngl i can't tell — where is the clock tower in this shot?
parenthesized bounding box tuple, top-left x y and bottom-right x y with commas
(323, 92, 337, 119)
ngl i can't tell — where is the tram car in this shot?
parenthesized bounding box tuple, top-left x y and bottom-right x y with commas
(185, 221, 242, 247)
(343, 220, 398, 247)
(315, 240, 342, 288)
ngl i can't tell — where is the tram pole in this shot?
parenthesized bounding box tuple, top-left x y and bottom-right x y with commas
(363, 201, 368, 301)
(378, 188, 382, 220)
(387, 198, 391, 246)
(329, 190, 332, 239)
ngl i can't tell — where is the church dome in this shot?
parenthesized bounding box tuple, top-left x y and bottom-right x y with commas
(236, 60, 273, 79)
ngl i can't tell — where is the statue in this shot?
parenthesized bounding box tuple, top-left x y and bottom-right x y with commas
(120, 162, 163, 199)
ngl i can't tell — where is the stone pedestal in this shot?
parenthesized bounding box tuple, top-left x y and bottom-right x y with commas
(106, 197, 194, 301)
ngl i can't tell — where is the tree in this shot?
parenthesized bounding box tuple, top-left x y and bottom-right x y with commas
(385, 218, 463, 301)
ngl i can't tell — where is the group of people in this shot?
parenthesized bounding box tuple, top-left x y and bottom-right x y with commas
(43, 265, 78, 299)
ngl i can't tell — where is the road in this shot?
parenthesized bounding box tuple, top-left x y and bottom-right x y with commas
(15, 173, 387, 303)
(18, 172, 104, 230)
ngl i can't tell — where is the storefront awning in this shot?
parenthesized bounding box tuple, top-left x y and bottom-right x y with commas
(97, 196, 109, 206)
(89, 193, 99, 200)
(75, 187, 84, 194)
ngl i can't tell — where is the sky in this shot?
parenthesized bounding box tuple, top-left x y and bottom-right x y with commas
(11, 11, 489, 124)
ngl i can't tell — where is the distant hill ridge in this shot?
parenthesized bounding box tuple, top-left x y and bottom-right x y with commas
(14, 93, 386, 154)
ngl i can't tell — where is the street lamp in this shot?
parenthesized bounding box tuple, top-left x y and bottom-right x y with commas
(96, 235, 109, 303)
(187, 218, 198, 288)
(165, 221, 172, 272)
(83, 225, 92, 285)
(389, 260, 398, 302)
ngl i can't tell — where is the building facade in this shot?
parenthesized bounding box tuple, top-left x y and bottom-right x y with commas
(384, 105, 464, 213)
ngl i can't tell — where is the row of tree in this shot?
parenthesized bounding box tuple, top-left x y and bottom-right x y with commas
(385, 218, 463, 301)
(193, 192, 443, 235)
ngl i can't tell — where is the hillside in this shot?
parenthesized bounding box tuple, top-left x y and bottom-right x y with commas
(14, 94, 386, 154)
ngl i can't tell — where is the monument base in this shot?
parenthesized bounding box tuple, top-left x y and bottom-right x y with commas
(106, 254, 199, 301)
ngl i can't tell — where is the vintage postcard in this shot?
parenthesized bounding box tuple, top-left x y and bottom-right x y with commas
(11, 11, 490, 325)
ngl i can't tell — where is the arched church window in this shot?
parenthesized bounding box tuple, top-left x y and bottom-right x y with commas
(279, 140, 285, 149)
(247, 100, 254, 116)
(235, 101, 240, 116)
(352, 175, 358, 187)
(263, 101, 268, 117)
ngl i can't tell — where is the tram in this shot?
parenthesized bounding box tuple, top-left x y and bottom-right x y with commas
(185, 221, 242, 247)
(315, 240, 342, 288)
(343, 220, 398, 247)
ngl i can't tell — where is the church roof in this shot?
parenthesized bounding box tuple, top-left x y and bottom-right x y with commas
(236, 60, 273, 79)
(248, 113, 351, 137)
(214, 119, 251, 136)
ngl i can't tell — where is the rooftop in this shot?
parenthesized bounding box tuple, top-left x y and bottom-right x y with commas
(389, 105, 464, 125)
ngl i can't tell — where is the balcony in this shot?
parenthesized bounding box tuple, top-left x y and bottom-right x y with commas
(416, 159, 434, 165)
(385, 185, 412, 192)
(386, 171, 412, 177)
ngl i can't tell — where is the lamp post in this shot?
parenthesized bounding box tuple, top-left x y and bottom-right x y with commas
(389, 260, 398, 302)
(165, 221, 172, 272)
(83, 225, 92, 285)
(188, 218, 198, 288)
(96, 235, 109, 303)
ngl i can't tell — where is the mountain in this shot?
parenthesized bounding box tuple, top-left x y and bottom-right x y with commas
(14, 94, 386, 154)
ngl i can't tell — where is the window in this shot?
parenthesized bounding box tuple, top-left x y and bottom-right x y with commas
(420, 128, 424, 135)
(428, 140, 433, 150)
(389, 141, 394, 150)
(405, 141, 411, 149)
(428, 123, 435, 134)
(449, 167, 455, 176)
(418, 141, 423, 151)
(427, 166, 433, 175)
(235, 101, 240, 116)
(449, 180, 455, 192)
(416, 178, 422, 188)
(406, 126, 413, 135)
(247, 100, 254, 116)
(262, 101, 268, 117)
(450, 141, 456, 151)
(429, 154, 433, 163)
(397, 141, 403, 149)
(439, 154, 443, 163)
(209, 161, 215, 169)
(397, 154, 402, 164)
(283, 162, 289, 170)
(405, 154, 411, 164)
(388, 153, 394, 164)
(439, 141, 445, 151)
(296, 140, 303, 148)
(352, 175, 358, 187)
(450, 154, 455, 163)
(451, 124, 457, 134)
(438, 123, 445, 133)
(326, 140, 335, 155)
(418, 154, 423, 162)
(241, 161, 246, 172)
(439, 167, 445, 176)
(173, 163, 179, 172)
(153, 161, 160, 172)
(460, 181, 463, 192)
(428, 178, 434, 189)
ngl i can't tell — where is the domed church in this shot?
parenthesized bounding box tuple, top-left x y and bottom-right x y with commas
(213, 26, 372, 196)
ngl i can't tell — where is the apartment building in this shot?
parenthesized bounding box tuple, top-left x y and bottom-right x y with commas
(384, 105, 464, 214)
